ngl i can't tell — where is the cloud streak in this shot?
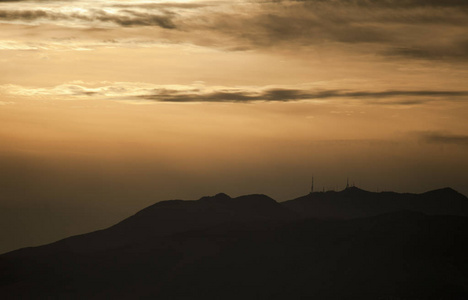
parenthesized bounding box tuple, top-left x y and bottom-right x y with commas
(207, 1, 468, 60)
(2, 82, 467, 104)
(1, 0, 468, 61)
(140, 88, 468, 103)
(419, 131, 468, 146)
(0, 8, 176, 28)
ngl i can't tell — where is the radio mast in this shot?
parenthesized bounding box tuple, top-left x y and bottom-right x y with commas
(310, 176, 314, 194)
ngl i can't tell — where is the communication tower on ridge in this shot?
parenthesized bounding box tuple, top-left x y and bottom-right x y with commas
(310, 176, 314, 194)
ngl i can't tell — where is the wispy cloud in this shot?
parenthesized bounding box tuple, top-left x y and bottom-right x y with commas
(202, 1, 468, 60)
(1, 0, 468, 61)
(0, 39, 189, 51)
(2, 82, 467, 104)
(0, 0, 205, 29)
(418, 131, 468, 146)
(139, 88, 468, 103)
(0, 7, 176, 28)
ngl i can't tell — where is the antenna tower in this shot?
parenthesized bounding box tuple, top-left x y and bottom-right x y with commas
(310, 176, 314, 194)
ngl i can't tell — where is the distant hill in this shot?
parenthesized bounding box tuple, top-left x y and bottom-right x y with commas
(13, 193, 297, 254)
(283, 186, 468, 219)
(1, 188, 467, 299)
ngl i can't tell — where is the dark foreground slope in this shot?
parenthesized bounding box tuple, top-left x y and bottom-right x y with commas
(283, 187, 468, 219)
(1, 190, 468, 299)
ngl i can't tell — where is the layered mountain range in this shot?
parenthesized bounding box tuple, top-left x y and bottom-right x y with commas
(1, 187, 467, 299)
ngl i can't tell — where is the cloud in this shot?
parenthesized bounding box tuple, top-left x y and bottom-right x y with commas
(419, 131, 468, 146)
(0, 82, 157, 98)
(140, 88, 468, 103)
(0, 39, 194, 51)
(385, 39, 468, 60)
(2, 82, 467, 104)
(177, 0, 468, 60)
(2, 0, 468, 61)
(282, 0, 468, 8)
(0, 5, 177, 29)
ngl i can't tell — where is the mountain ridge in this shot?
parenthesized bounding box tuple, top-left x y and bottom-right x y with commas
(3, 186, 467, 256)
(283, 186, 468, 219)
(1, 187, 467, 299)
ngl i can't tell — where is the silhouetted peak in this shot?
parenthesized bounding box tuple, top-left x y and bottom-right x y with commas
(422, 187, 468, 200)
(341, 186, 369, 194)
(198, 193, 231, 202)
(426, 187, 456, 193)
(215, 192, 231, 199)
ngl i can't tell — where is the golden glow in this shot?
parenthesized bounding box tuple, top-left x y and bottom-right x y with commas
(0, 0, 467, 253)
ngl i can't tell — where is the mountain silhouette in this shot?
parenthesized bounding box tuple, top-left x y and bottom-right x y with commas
(24, 193, 298, 254)
(283, 186, 468, 219)
(1, 188, 467, 299)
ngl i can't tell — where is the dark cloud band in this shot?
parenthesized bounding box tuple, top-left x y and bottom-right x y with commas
(0, 8, 176, 28)
(5, 83, 467, 104)
(419, 132, 468, 146)
(139, 88, 468, 103)
(2, 0, 468, 61)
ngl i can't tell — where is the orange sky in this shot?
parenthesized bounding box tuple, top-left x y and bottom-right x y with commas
(1, 0, 467, 253)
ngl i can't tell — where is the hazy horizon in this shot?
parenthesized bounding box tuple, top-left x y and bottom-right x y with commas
(1, 0, 467, 254)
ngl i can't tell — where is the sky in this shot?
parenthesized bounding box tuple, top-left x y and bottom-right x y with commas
(1, 0, 468, 254)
